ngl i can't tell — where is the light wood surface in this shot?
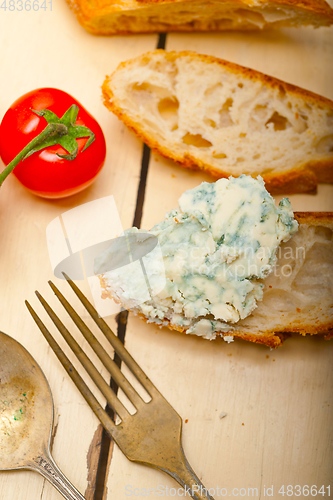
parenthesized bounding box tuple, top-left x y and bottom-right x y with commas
(0, 2, 332, 500)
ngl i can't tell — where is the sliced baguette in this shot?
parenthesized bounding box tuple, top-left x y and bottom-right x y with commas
(99, 212, 333, 348)
(224, 212, 333, 347)
(67, 0, 333, 35)
(103, 50, 333, 194)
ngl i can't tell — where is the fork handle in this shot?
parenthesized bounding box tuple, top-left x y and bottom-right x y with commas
(29, 446, 86, 500)
(167, 447, 216, 500)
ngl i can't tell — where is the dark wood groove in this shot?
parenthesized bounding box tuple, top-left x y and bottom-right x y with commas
(157, 32, 167, 49)
(93, 32, 167, 500)
(132, 143, 151, 229)
(93, 310, 128, 500)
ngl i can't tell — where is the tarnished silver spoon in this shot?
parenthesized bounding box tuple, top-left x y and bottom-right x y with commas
(0, 331, 85, 500)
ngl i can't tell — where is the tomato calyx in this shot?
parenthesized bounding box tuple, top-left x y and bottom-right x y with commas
(0, 104, 95, 188)
(31, 104, 95, 160)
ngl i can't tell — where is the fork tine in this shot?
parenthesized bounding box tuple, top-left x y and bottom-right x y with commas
(62, 273, 157, 396)
(27, 285, 215, 500)
(34, 290, 129, 421)
(25, 300, 117, 435)
(48, 280, 145, 410)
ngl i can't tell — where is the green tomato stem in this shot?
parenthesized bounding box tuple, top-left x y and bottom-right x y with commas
(0, 122, 67, 187)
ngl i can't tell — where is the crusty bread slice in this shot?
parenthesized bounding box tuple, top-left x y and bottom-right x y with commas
(99, 213, 333, 348)
(223, 212, 333, 347)
(67, 0, 333, 35)
(102, 50, 333, 194)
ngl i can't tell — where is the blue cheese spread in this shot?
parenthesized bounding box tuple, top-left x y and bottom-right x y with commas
(96, 175, 298, 340)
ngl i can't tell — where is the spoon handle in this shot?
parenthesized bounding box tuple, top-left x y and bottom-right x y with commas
(29, 447, 86, 500)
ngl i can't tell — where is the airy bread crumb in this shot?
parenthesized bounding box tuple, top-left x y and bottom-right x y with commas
(103, 50, 333, 194)
(231, 212, 333, 346)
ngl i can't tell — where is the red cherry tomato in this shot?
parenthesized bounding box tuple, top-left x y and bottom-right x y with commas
(0, 88, 106, 198)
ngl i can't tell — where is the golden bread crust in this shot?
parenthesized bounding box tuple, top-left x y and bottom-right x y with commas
(135, 312, 289, 348)
(294, 211, 333, 226)
(134, 306, 333, 349)
(67, 0, 333, 35)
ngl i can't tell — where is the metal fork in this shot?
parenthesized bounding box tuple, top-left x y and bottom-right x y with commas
(26, 275, 215, 500)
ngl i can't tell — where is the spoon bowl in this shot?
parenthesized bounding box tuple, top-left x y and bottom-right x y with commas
(0, 331, 85, 500)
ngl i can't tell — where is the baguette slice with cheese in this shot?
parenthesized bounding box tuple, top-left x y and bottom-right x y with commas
(95, 177, 333, 349)
(98, 212, 333, 348)
(67, 0, 333, 35)
(103, 50, 333, 194)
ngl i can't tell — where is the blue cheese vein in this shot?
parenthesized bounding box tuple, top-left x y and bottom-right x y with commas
(96, 175, 298, 340)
